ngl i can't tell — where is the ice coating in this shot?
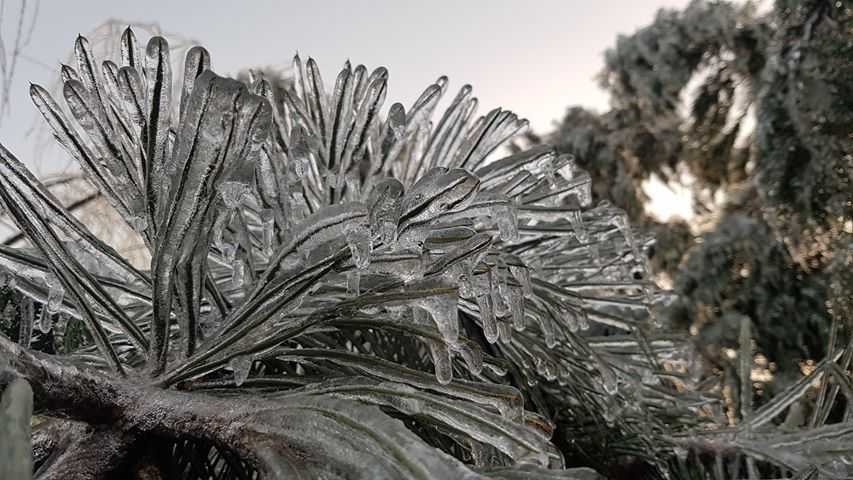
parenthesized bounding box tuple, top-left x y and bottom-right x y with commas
(0, 29, 666, 479)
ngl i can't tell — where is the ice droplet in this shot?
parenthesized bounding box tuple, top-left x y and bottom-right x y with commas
(476, 294, 499, 343)
(260, 208, 276, 257)
(229, 355, 253, 386)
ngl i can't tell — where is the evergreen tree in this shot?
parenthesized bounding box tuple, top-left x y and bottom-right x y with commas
(540, 0, 851, 382)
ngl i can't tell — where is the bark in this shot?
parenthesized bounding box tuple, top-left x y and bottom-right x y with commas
(1, 334, 301, 477)
(33, 420, 132, 480)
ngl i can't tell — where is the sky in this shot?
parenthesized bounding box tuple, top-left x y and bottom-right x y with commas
(0, 0, 693, 217)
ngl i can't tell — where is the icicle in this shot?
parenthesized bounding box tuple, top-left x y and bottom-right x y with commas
(497, 319, 513, 344)
(588, 243, 602, 266)
(427, 339, 453, 385)
(557, 154, 579, 180)
(600, 363, 619, 395)
(212, 210, 232, 248)
(576, 180, 592, 207)
(509, 264, 532, 296)
(43, 272, 65, 314)
(229, 354, 253, 387)
(490, 266, 511, 317)
(611, 214, 641, 261)
(414, 292, 459, 346)
(536, 358, 557, 381)
(491, 290, 511, 318)
(495, 204, 518, 241)
(476, 294, 499, 343)
(344, 224, 372, 269)
(37, 310, 52, 334)
(578, 309, 590, 331)
(347, 270, 360, 296)
(260, 208, 275, 258)
(221, 243, 237, 264)
(567, 210, 588, 243)
(537, 310, 557, 348)
(564, 308, 579, 334)
(509, 287, 526, 331)
(231, 256, 246, 289)
(457, 271, 474, 299)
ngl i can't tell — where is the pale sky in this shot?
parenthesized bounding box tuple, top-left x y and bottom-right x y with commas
(1, 0, 697, 221)
(1, 0, 690, 174)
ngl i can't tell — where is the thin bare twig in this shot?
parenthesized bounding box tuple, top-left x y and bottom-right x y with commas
(0, 0, 39, 124)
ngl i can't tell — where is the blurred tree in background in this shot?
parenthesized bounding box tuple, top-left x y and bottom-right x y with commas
(530, 0, 851, 387)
